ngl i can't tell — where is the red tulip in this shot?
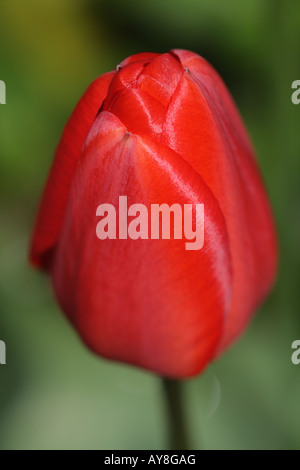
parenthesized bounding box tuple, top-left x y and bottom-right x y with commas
(30, 50, 277, 378)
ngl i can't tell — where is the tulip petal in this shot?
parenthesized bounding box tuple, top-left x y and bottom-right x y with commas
(163, 50, 277, 351)
(51, 111, 232, 378)
(30, 72, 115, 269)
(104, 88, 166, 139)
(118, 52, 159, 68)
(103, 61, 150, 103)
(138, 53, 183, 107)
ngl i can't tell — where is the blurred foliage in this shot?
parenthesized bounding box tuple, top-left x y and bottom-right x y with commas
(0, 0, 299, 450)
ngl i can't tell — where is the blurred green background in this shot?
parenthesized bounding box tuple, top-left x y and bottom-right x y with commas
(0, 0, 299, 450)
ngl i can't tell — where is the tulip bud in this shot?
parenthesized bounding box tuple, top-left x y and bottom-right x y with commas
(30, 50, 277, 378)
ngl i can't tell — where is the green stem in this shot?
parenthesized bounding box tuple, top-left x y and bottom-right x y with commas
(162, 378, 191, 450)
